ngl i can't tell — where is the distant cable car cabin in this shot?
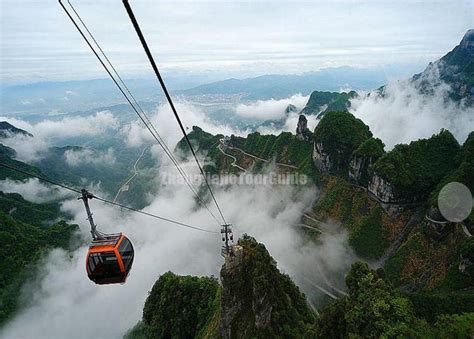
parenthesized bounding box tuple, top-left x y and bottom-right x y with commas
(86, 233, 134, 285)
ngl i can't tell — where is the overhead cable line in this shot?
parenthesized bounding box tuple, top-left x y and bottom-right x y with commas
(0, 162, 218, 234)
(122, 0, 228, 225)
(59, 0, 222, 226)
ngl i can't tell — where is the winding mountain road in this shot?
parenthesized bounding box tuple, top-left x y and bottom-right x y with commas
(113, 146, 148, 203)
(425, 215, 472, 238)
(217, 143, 247, 172)
(462, 224, 473, 237)
(218, 139, 299, 170)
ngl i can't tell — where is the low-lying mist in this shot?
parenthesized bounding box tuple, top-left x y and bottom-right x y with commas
(350, 71, 474, 149)
(235, 94, 309, 120)
(0, 156, 356, 339)
(0, 90, 365, 339)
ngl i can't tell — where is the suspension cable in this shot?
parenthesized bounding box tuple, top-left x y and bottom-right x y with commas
(59, 0, 222, 226)
(122, 0, 228, 225)
(0, 162, 218, 234)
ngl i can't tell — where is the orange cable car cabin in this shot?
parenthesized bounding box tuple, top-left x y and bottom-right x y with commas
(86, 233, 134, 285)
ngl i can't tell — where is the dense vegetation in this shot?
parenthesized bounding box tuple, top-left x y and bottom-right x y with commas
(126, 236, 317, 339)
(125, 272, 220, 339)
(175, 126, 314, 177)
(220, 235, 316, 338)
(373, 129, 460, 198)
(311, 176, 392, 260)
(230, 131, 314, 174)
(175, 126, 223, 158)
(351, 137, 386, 186)
(126, 256, 474, 339)
(299, 90, 357, 117)
(428, 131, 474, 223)
(0, 191, 67, 228)
(0, 212, 77, 324)
(313, 111, 372, 175)
(348, 207, 388, 259)
(0, 144, 43, 181)
(317, 261, 474, 338)
(0, 151, 78, 325)
(353, 137, 385, 159)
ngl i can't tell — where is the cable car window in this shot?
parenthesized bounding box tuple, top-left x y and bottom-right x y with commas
(89, 252, 121, 277)
(101, 252, 121, 276)
(118, 238, 134, 271)
(87, 256, 95, 274)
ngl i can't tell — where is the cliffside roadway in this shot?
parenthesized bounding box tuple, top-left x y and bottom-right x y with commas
(113, 146, 149, 203)
(217, 143, 247, 172)
(425, 215, 472, 238)
(218, 138, 299, 170)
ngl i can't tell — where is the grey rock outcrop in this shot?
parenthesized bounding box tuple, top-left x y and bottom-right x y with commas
(285, 104, 298, 114)
(348, 156, 365, 183)
(296, 114, 311, 141)
(312, 142, 332, 173)
(368, 174, 398, 203)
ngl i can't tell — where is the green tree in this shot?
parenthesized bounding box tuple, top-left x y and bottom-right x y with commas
(318, 262, 417, 338)
(313, 111, 372, 175)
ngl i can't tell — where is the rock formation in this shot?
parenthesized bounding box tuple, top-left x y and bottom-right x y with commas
(219, 235, 316, 338)
(295, 114, 311, 141)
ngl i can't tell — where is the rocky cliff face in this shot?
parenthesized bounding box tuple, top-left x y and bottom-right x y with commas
(219, 235, 316, 338)
(348, 156, 366, 183)
(459, 29, 474, 51)
(367, 173, 398, 203)
(295, 114, 311, 141)
(285, 104, 298, 114)
(412, 29, 474, 105)
(348, 138, 385, 187)
(312, 111, 373, 176)
(312, 142, 333, 173)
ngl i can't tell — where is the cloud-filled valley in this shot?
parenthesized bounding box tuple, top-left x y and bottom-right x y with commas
(0, 164, 356, 339)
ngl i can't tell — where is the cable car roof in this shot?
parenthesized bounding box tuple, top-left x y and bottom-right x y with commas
(89, 233, 122, 248)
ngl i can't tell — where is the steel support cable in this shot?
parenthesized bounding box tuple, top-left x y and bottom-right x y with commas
(59, 0, 222, 226)
(122, 0, 228, 225)
(63, 0, 220, 226)
(0, 162, 218, 234)
(66, 0, 176, 166)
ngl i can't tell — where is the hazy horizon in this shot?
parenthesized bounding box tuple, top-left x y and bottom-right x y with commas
(1, 0, 472, 85)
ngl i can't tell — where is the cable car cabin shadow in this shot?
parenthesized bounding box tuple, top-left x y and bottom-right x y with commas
(86, 233, 134, 285)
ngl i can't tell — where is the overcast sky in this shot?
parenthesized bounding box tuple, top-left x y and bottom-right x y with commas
(0, 0, 473, 85)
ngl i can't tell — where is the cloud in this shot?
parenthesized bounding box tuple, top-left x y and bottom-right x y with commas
(0, 112, 119, 161)
(0, 133, 49, 162)
(0, 178, 73, 203)
(1, 0, 472, 84)
(64, 148, 116, 167)
(349, 68, 474, 149)
(234, 94, 308, 120)
(1, 111, 118, 140)
(254, 111, 319, 136)
(0, 167, 355, 339)
(283, 112, 319, 133)
(121, 100, 246, 150)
